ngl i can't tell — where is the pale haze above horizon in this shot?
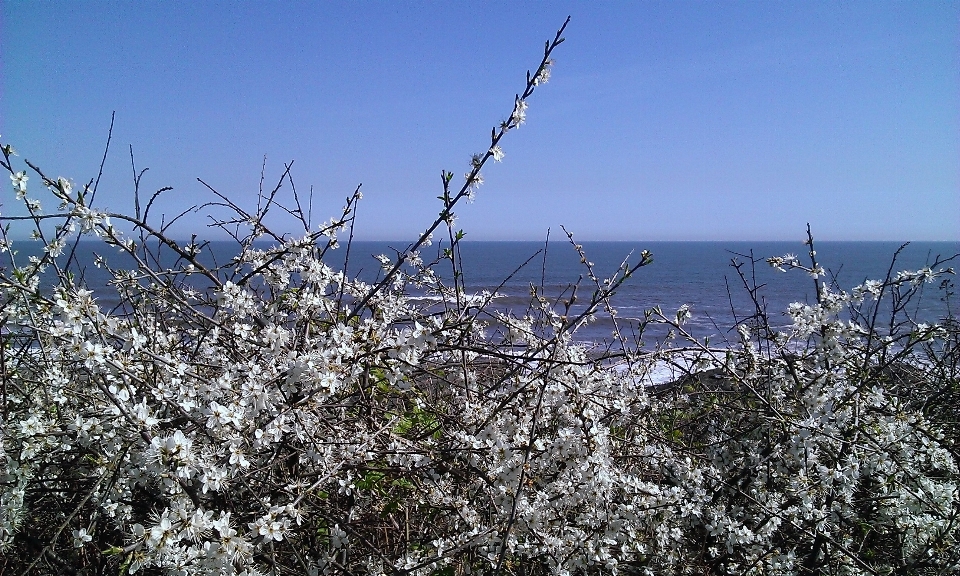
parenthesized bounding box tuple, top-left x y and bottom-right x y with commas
(2, 2, 958, 242)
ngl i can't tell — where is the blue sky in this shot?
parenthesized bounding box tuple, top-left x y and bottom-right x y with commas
(2, 1, 958, 241)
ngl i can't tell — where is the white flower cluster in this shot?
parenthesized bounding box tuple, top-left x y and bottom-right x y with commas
(2, 179, 957, 574)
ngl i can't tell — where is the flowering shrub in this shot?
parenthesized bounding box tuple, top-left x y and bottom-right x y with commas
(2, 19, 959, 576)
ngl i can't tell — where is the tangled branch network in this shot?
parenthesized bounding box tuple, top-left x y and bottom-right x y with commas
(2, 17, 960, 576)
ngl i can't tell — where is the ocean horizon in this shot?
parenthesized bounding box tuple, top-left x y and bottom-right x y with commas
(8, 238, 958, 346)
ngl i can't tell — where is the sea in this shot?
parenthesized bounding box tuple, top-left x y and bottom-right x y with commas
(7, 239, 959, 347)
